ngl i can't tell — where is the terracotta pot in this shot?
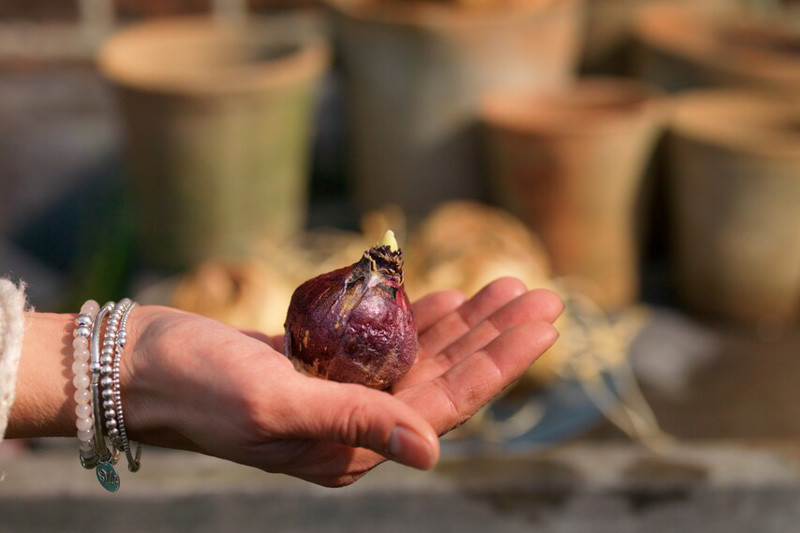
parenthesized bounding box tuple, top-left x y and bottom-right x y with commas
(99, 13, 330, 270)
(328, 0, 584, 221)
(668, 90, 800, 325)
(482, 77, 666, 310)
(580, 0, 733, 73)
(633, 3, 800, 95)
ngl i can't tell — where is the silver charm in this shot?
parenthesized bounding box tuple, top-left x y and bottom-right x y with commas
(96, 461, 120, 492)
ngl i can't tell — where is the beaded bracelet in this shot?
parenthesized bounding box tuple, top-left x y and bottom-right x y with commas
(100, 299, 141, 472)
(100, 299, 131, 448)
(73, 300, 99, 465)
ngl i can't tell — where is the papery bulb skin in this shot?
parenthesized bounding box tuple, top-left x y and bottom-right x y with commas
(284, 233, 417, 389)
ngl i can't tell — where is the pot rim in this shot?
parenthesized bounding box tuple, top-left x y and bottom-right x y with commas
(325, 0, 580, 29)
(633, 3, 800, 89)
(98, 13, 330, 95)
(670, 89, 800, 160)
(481, 77, 666, 136)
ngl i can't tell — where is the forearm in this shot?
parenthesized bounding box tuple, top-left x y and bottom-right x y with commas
(6, 312, 75, 438)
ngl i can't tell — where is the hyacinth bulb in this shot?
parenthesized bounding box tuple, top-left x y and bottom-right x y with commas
(284, 231, 417, 389)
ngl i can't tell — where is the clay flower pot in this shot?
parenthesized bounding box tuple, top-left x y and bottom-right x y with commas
(581, 0, 653, 72)
(668, 90, 800, 326)
(633, 2, 800, 95)
(482, 77, 666, 310)
(580, 0, 733, 73)
(327, 0, 584, 221)
(99, 13, 330, 270)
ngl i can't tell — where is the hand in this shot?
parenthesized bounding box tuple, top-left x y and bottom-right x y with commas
(123, 277, 563, 487)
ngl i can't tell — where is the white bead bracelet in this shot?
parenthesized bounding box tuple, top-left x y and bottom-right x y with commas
(73, 300, 99, 464)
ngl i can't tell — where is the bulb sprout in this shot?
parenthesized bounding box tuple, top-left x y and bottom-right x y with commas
(379, 230, 399, 252)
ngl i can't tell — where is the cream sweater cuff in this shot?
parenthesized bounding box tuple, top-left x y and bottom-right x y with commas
(0, 279, 27, 444)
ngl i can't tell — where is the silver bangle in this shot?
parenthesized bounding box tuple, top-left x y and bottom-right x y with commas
(112, 300, 142, 472)
(91, 301, 120, 492)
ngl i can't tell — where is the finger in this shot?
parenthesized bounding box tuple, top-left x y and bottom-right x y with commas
(417, 277, 527, 358)
(436, 288, 563, 368)
(279, 377, 440, 470)
(412, 290, 467, 334)
(399, 321, 558, 434)
(400, 289, 564, 387)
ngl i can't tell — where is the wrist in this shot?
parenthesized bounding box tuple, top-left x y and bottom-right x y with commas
(7, 312, 76, 438)
(119, 305, 199, 451)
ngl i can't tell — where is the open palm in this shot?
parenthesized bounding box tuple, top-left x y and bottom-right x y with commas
(126, 277, 563, 487)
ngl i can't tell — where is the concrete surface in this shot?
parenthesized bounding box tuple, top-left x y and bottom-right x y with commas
(2, 440, 800, 533)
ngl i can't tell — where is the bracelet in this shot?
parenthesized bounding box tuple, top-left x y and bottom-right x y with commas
(101, 299, 131, 448)
(113, 301, 142, 471)
(72, 298, 142, 492)
(73, 300, 99, 465)
(90, 301, 120, 492)
(101, 299, 142, 472)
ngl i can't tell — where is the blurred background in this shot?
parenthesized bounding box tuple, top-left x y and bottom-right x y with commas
(0, 0, 799, 531)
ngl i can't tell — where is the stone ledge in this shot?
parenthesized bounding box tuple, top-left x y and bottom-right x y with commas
(2, 440, 799, 532)
(4, 439, 799, 496)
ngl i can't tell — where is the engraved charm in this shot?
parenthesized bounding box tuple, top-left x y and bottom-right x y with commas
(96, 461, 120, 492)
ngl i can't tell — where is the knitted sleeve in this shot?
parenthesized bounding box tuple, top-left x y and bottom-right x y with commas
(0, 280, 26, 444)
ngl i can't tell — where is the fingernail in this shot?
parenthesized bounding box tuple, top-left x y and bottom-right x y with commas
(548, 324, 560, 343)
(389, 426, 436, 470)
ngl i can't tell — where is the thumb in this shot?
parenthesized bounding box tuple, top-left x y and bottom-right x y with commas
(289, 377, 440, 470)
